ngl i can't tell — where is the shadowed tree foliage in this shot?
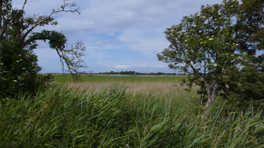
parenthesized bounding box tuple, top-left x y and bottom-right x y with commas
(0, 0, 86, 99)
(157, 0, 264, 115)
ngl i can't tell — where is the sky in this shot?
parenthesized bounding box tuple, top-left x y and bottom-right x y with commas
(12, 0, 223, 73)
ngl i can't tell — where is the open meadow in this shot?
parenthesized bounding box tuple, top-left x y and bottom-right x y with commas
(0, 74, 264, 147)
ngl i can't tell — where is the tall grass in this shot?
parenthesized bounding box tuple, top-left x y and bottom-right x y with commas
(0, 85, 264, 147)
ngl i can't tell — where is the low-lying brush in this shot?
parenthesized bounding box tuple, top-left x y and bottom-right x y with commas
(0, 85, 264, 147)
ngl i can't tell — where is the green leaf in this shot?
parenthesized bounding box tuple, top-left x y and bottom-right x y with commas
(196, 137, 214, 146)
(188, 134, 206, 147)
(150, 121, 166, 132)
(254, 124, 264, 135)
(172, 122, 182, 132)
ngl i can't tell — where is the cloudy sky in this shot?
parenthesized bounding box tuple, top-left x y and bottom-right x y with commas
(13, 0, 223, 73)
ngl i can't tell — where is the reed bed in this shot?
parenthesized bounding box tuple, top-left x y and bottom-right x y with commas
(1, 83, 264, 147)
(64, 81, 192, 95)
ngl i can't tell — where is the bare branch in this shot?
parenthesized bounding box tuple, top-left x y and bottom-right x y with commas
(22, 0, 27, 11)
(54, 41, 86, 80)
(51, 0, 80, 16)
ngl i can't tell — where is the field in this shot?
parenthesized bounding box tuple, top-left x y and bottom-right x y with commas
(54, 74, 189, 94)
(53, 74, 186, 83)
(1, 74, 264, 147)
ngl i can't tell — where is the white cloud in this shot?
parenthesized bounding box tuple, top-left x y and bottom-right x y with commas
(156, 65, 166, 68)
(116, 29, 168, 54)
(114, 65, 133, 69)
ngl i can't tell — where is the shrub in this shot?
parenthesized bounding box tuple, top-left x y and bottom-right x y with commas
(0, 41, 54, 99)
(223, 65, 264, 107)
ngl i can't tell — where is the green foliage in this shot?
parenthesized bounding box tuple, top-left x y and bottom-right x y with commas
(0, 0, 86, 99)
(0, 86, 263, 147)
(0, 39, 47, 98)
(157, 0, 264, 109)
(223, 65, 264, 107)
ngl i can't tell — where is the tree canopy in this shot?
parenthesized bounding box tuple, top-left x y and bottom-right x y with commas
(158, 0, 264, 114)
(0, 0, 86, 98)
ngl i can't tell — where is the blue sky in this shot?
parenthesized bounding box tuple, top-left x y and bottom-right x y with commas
(13, 0, 223, 73)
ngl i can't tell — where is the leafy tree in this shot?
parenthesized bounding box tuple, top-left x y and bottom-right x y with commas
(157, 0, 264, 115)
(0, 0, 86, 99)
(223, 64, 264, 107)
(222, 0, 264, 107)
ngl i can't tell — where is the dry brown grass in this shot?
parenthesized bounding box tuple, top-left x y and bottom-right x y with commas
(62, 81, 192, 95)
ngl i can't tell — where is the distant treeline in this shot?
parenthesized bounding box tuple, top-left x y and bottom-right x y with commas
(98, 71, 184, 75)
(46, 71, 186, 75)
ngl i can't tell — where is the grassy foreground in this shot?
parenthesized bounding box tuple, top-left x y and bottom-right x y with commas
(0, 75, 264, 147)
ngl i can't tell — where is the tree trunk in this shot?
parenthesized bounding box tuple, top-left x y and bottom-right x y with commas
(204, 82, 219, 118)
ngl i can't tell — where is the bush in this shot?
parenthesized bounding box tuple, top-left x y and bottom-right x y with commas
(0, 41, 53, 99)
(223, 65, 264, 107)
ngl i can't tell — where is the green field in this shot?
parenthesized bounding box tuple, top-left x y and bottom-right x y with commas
(53, 74, 187, 83)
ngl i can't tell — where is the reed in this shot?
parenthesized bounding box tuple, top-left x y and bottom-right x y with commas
(0, 82, 263, 147)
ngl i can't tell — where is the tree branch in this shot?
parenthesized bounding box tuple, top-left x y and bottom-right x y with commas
(22, 0, 27, 11)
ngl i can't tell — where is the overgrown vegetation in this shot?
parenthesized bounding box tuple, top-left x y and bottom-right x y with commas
(0, 85, 264, 147)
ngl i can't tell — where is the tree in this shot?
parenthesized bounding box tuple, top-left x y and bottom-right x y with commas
(157, 0, 263, 116)
(222, 0, 264, 106)
(0, 0, 86, 98)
